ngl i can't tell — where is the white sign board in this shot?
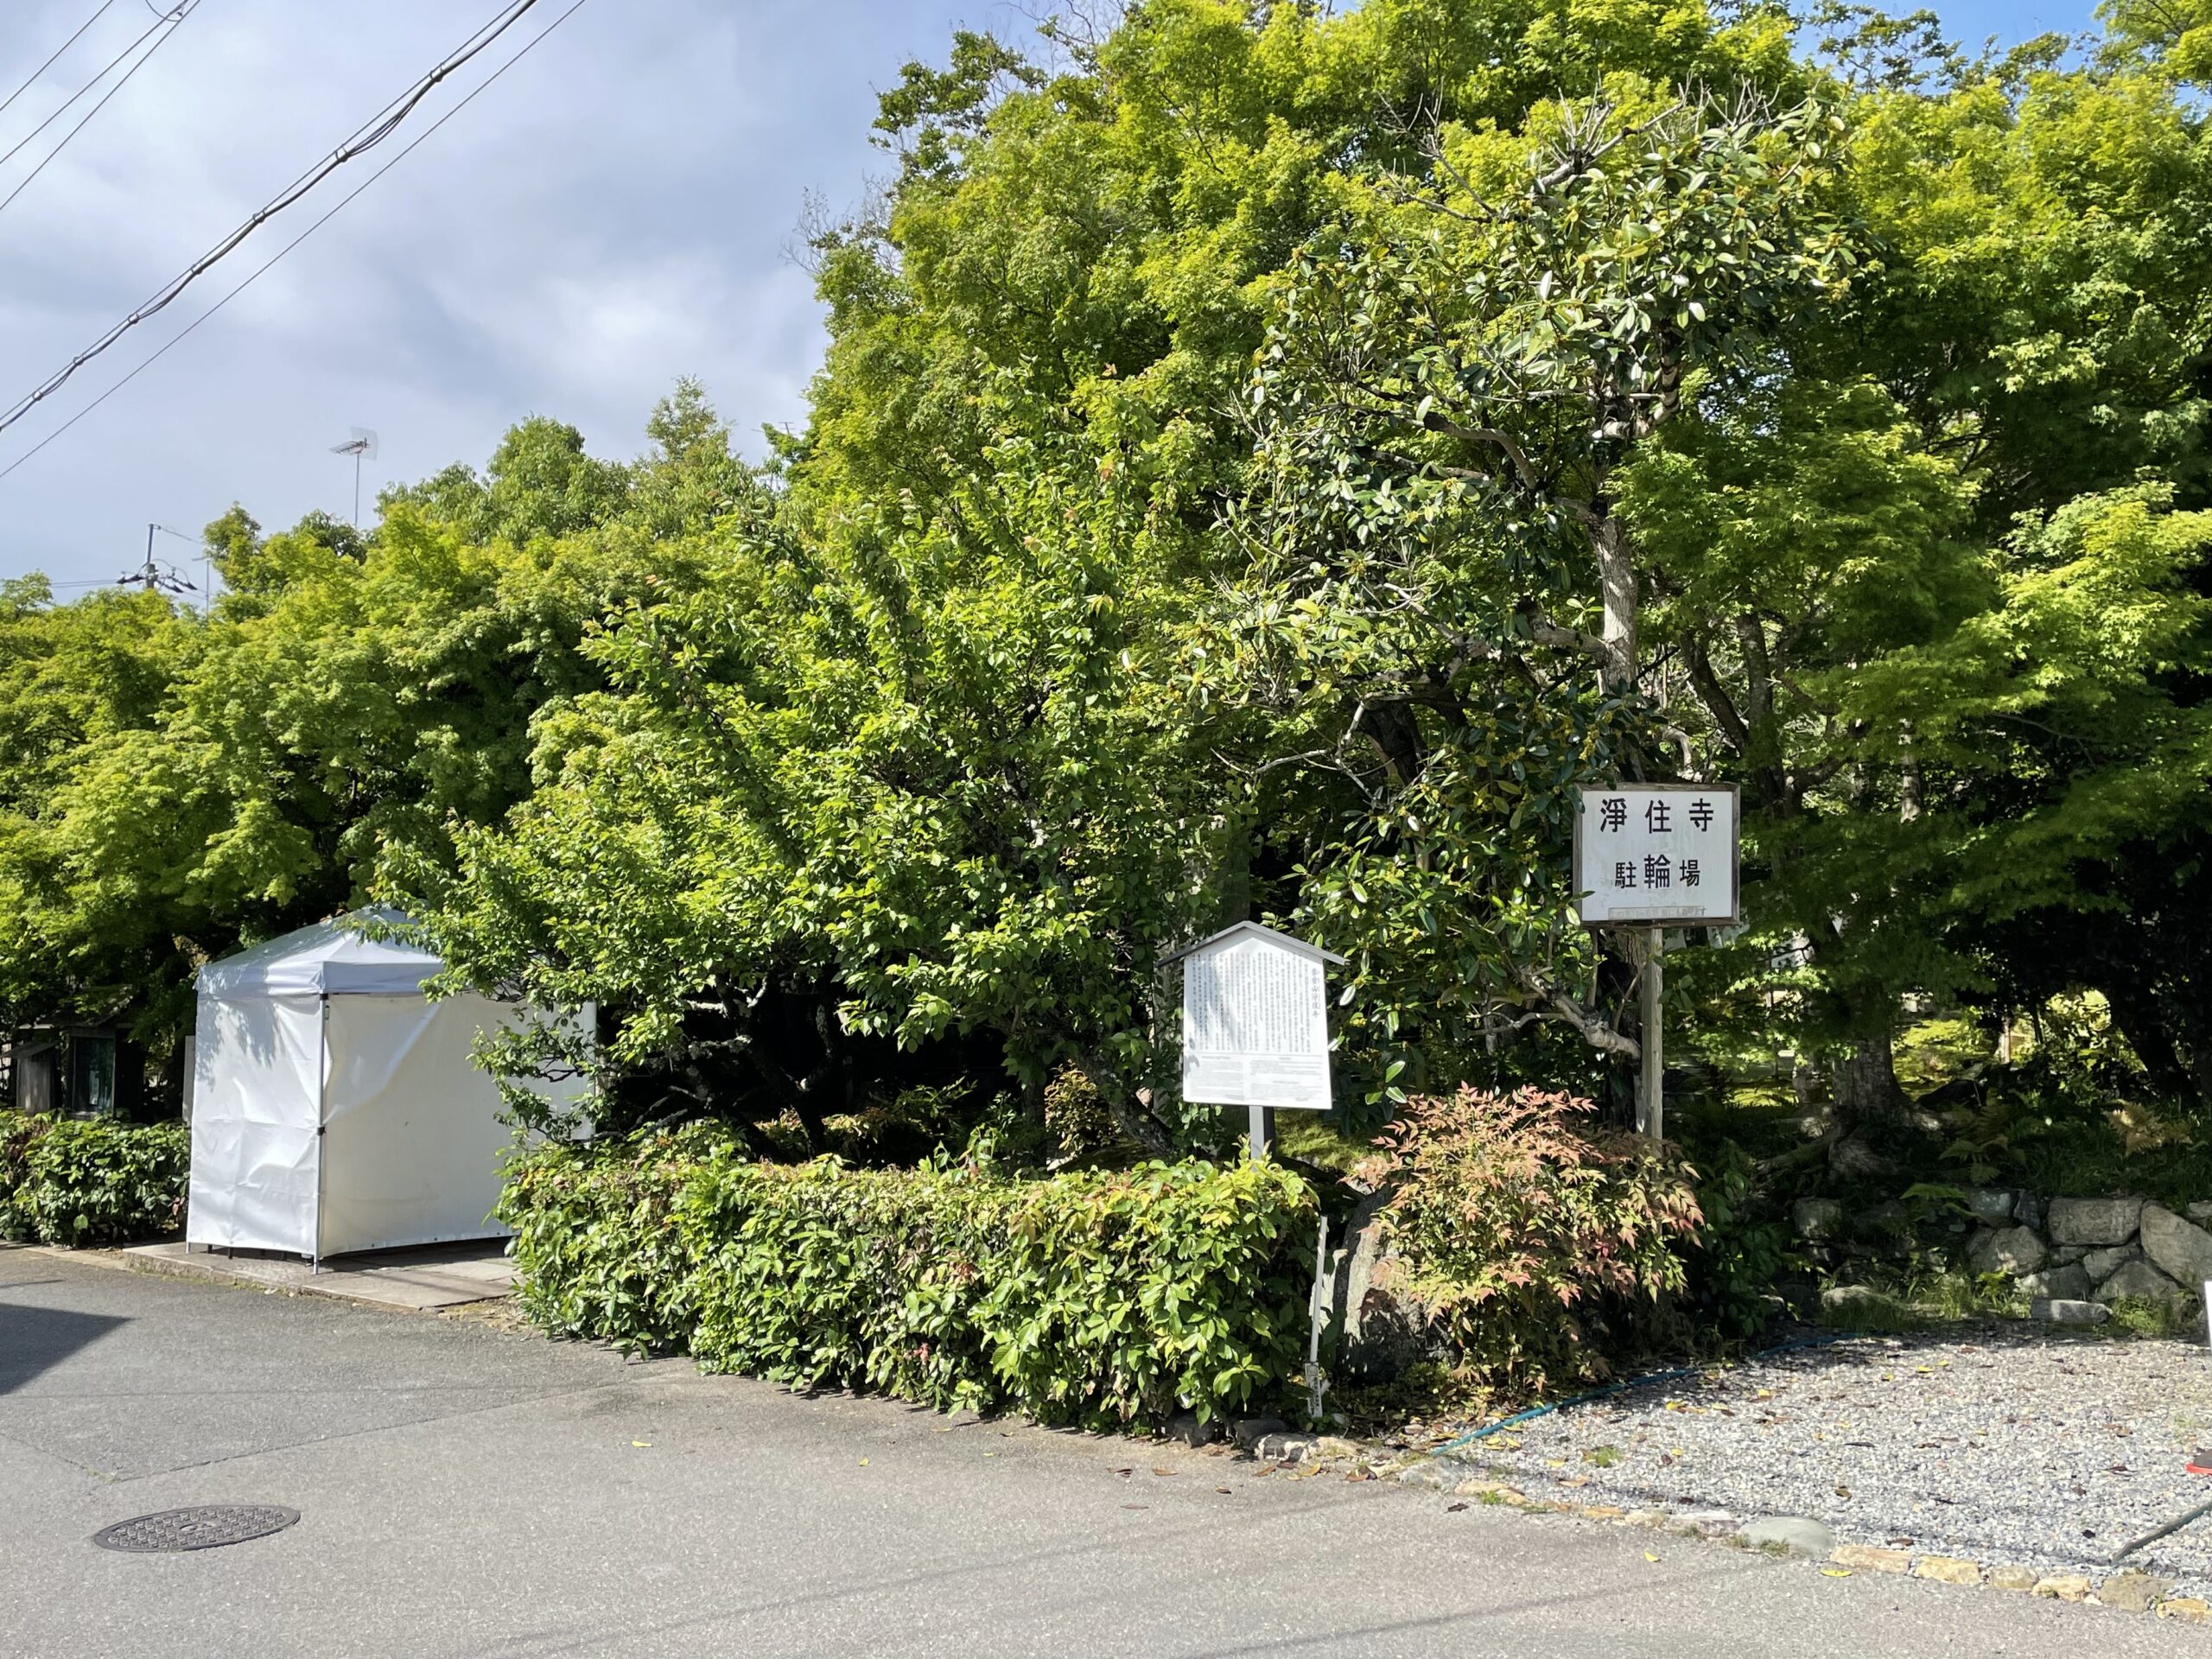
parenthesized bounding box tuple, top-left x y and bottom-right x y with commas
(1179, 925, 1332, 1111)
(1574, 784, 1739, 926)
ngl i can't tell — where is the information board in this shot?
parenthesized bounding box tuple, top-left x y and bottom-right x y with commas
(1573, 784, 1740, 927)
(1180, 931, 1332, 1111)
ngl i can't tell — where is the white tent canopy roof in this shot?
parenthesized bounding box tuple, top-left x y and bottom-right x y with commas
(196, 907, 441, 999)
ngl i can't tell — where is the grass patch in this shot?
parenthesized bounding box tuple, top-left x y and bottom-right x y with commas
(2107, 1297, 2193, 1340)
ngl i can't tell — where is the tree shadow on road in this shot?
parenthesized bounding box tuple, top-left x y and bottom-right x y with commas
(0, 1299, 129, 1393)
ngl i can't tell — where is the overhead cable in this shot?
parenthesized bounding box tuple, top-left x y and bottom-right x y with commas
(0, 0, 594, 485)
(0, 0, 124, 126)
(0, 1, 181, 175)
(0, 0, 549, 439)
(0, 1, 199, 221)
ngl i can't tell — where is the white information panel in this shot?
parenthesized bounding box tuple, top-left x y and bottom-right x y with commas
(1573, 784, 1740, 926)
(1180, 931, 1332, 1111)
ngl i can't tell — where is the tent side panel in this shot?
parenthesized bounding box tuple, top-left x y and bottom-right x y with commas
(185, 992, 324, 1255)
(316, 994, 518, 1256)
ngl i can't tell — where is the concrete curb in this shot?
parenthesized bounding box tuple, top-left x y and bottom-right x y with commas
(1380, 1448, 2210, 1622)
(16, 1240, 512, 1313)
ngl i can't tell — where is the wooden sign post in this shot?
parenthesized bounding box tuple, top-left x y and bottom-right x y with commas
(1573, 785, 1740, 1142)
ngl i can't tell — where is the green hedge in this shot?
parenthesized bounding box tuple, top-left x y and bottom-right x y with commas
(0, 1109, 189, 1245)
(497, 1129, 1317, 1429)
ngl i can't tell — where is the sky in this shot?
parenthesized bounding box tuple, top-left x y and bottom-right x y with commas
(0, 0, 2104, 592)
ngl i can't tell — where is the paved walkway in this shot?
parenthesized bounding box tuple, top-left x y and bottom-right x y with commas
(0, 1250, 2197, 1658)
(119, 1239, 513, 1309)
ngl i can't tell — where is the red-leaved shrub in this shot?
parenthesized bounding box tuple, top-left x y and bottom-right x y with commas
(1360, 1087, 1702, 1399)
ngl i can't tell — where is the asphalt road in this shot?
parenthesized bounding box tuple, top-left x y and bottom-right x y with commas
(0, 1249, 2195, 1658)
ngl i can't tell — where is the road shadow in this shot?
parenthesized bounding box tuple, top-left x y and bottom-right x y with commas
(0, 1300, 129, 1394)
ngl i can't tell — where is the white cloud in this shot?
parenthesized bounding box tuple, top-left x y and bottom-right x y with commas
(0, 0, 1018, 584)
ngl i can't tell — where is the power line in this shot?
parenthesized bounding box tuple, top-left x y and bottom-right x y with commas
(0, 1, 179, 175)
(0, 1, 198, 221)
(0, 0, 123, 126)
(0, 0, 551, 440)
(0, 0, 594, 486)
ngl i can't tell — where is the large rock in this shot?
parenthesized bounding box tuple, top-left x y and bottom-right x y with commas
(2046, 1196, 2143, 1247)
(1163, 1409, 1219, 1446)
(2016, 1264, 2091, 1302)
(1829, 1136, 1891, 1180)
(1961, 1187, 2016, 1224)
(1740, 1516, 1835, 1558)
(1821, 1284, 1907, 1326)
(1232, 1416, 1290, 1452)
(1792, 1198, 1845, 1242)
(2015, 1192, 2047, 1231)
(2140, 1204, 2212, 1289)
(2031, 1298, 2110, 1326)
(1967, 1224, 2046, 1276)
(2082, 1245, 2139, 1283)
(2094, 1257, 2186, 1306)
(2187, 1199, 2212, 1227)
(1332, 1191, 1427, 1382)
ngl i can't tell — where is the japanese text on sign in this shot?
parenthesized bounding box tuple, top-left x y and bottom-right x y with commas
(1181, 933, 1332, 1111)
(1574, 785, 1738, 925)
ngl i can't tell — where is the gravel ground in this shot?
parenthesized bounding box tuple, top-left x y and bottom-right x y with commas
(1431, 1327, 2212, 1595)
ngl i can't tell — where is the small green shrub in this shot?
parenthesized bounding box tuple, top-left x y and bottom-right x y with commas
(499, 1132, 1316, 1430)
(2107, 1296, 2191, 1340)
(1361, 1087, 1704, 1400)
(1681, 1141, 1792, 1338)
(493, 1127, 709, 1351)
(0, 1109, 188, 1245)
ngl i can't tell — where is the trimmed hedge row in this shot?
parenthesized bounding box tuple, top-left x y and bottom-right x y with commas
(497, 1128, 1317, 1429)
(0, 1109, 188, 1245)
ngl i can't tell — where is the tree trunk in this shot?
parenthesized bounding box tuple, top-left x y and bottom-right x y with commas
(1594, 511, 1637, 695)
(1831, 1029, 1907, 1131)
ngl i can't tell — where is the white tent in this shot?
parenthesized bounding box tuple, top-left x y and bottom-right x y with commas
(187, 910, 582, 1262)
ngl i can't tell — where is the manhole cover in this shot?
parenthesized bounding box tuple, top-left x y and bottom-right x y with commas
(92, 1505, 300, 1553)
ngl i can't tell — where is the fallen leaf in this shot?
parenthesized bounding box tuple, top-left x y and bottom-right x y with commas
(1152, 1467, 1175, 1477)
(1216, 1487, 1232, 1495)
(631, 1440, 652, 1448)
(859, 1458, 869, 1466)
(1112, 1467, 1133, 1478)
(1821, 1568, 1852, 1579)
(1834, 1484, 1851, 1499)
(1643, 1553, 1660, 1563)
(1446, 1502, 1468, 1513)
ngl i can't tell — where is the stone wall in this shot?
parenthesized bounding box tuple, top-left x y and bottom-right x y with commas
(1794, 1189, 2212, 1325)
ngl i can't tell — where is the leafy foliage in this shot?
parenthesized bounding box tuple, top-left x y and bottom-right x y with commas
(0, 393, 738, 1066)
(1678, 1139, 1793, 1339)
(0, 1110, 188, 1245)
(1360, 1087, 1702, 1397)
(499, 1131, 1316, 1428)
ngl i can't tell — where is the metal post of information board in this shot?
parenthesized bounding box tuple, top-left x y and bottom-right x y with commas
(1639, 926, 1664, 1143)
(1249, 1105, 1276, 1161)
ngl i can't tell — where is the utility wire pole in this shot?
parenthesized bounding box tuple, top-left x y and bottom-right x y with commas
(118, 522, 199, 596)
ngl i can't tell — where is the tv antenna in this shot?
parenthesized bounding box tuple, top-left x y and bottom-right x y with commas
(330, 427, 377, 525)
(119, 523, 199, 596)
